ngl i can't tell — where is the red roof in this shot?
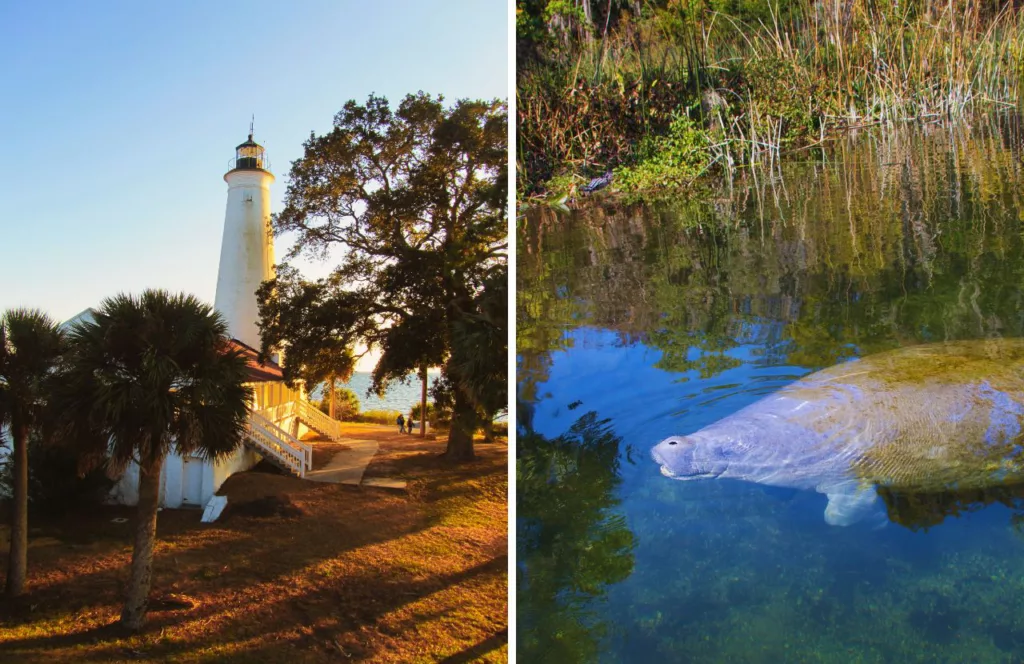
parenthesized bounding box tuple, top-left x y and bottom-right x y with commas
(226, 339, 285, 383)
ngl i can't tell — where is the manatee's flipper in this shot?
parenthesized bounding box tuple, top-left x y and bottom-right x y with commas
(822, 483, 882, 526)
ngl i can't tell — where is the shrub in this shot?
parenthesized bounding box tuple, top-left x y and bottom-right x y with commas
(353, 409, 403, 426)
(314, 387, 360, 420)
(614, 113, 712, 193)
(0, 434, 113, 516)
(411, 402, 438, 425)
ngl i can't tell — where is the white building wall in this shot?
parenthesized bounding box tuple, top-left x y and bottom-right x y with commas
(109, 444, 262, 509)
(109, 462, 140, 505)
(212, 446, 260, 494)
(213, 168, 275, 350)
(160, 450, 183, 508)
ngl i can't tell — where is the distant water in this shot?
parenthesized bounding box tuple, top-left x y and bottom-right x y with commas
(311, 370, 440, 414)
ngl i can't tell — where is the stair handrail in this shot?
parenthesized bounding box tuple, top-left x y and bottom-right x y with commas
(249, 410, 312, 472)
(294, 399, 342, 440)
(246, 417, 301, 470)
(246, 414, 307, 476)
(245, 425, 302, 476)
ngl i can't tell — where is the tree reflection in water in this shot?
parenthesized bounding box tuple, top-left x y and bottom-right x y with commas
(517, 410, 636, 663)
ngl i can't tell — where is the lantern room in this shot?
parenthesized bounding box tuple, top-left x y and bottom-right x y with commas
(232, 134, 270, 172)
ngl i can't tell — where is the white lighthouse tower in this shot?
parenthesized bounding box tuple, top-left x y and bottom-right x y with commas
(214, 130, 275, 349)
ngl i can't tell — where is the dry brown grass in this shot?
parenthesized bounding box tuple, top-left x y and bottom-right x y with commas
(0, 424, 508, 663)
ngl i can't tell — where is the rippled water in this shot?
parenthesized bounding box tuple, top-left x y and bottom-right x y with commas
(517, 116, 1024, 663)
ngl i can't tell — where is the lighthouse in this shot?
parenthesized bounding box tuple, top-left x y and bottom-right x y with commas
(213, 131, 275, 350)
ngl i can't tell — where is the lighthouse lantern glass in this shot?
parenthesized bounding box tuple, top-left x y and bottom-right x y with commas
(235, 140, 265, 170)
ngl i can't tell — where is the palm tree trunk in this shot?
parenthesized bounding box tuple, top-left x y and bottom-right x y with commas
(444, 385, 476, 461)
(420, 363, 428, 438)
(5, 420, 29, 598)
(120, 453, 164, 631)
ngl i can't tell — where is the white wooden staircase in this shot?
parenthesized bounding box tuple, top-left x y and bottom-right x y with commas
(242, 400, 343, 478)
(244, 410, 313, 477)
(293, 398, 343, 440)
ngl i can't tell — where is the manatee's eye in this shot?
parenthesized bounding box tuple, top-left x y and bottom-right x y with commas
(668, 440, 678, 446)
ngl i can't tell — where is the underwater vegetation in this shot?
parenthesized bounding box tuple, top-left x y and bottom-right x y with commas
(517, 122, 1024, 661)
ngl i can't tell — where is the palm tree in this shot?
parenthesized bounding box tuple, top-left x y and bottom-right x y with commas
(53, 291, 250, 630)
(0, 309, 65, 599)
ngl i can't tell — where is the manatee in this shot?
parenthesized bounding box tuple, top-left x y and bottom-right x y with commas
(651, 339, 1024, 526)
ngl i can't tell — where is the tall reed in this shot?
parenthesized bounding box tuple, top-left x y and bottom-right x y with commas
(517, 0, 1024, 195)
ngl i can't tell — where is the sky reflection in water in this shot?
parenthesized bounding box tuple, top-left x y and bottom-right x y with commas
(518, 118, 1024, 663)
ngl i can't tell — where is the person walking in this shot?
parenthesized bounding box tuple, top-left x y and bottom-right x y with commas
(396, 413, 405, 434)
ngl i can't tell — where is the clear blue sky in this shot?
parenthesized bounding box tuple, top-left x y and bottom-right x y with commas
(0, 1, 508, 327)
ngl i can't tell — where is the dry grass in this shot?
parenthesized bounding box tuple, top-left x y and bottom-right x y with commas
(0, 424, 508, 663)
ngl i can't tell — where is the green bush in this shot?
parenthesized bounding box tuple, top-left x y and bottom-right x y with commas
(614, 113, 712, 193)
(314, 387, 360, 420)
(0, 435, 113, 516)
(353, 409, 403, 426)
(411, 402, 437, 425)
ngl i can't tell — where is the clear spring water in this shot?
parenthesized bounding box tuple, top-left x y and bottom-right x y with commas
(517, 117, 1024, 663)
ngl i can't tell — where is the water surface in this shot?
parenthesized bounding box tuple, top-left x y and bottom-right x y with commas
(517, 117, 1024, 663)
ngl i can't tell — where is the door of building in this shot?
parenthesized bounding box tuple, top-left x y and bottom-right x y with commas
(182, 457, 204, 506)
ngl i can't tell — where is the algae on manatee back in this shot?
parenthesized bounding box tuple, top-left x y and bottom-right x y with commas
(793, 339, 1024, 491)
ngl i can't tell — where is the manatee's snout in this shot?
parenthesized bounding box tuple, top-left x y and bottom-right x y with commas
(652, 435, 703, 480)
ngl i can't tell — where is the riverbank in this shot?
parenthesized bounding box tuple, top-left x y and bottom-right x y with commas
(517, 0, 1024, 199)
(0, 425, 508, 663)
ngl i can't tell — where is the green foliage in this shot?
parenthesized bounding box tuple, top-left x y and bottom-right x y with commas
(353, 409, 403, 426)
(518, 0, 1024, 195)
(53, 290, 252, 473)
(0, 308, 65, 436)
(613, 112, 712, 193)
(429, 374, 456, 426)
(313, 387, 360, 421)
(449, 265, 508, 421)
(256, 267, 362, 392)
(266, 92, 508, 459)
(740, 56, 819, 138)
(0, 433, 113, 516)
(410, 401, 436, 423)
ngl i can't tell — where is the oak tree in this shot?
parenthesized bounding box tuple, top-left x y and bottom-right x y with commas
(262, 92, 507, 460)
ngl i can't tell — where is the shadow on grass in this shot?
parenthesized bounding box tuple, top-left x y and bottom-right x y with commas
(188, 555, 508, 663)
(438, 627, 508, 663)
(0, 619, 130, 652)
(1, 555, 508, 663)
(0, 447, 507, 663)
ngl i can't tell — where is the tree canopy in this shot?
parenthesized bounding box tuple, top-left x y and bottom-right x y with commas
(260, 92, 508, 460)
(0, 308, 65, 598)
(53, 291, 252, 629)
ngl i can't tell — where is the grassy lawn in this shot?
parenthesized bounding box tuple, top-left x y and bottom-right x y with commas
(0, 424, 508, 663)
